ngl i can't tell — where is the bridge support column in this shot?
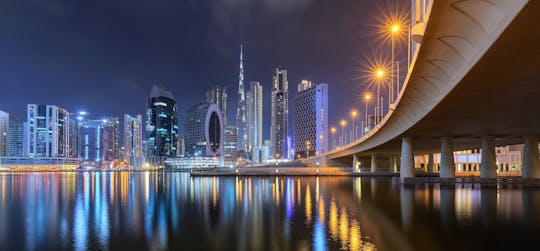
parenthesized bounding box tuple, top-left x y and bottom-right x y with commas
(370, 154, 378, 173)
(390, 155, 398, 173)
(522, 136, 540, 178)
(353, 154, 360, 173)
(480, 136, 497, 179)
(427, 153, 435, 173)
(440, 137, 455, 178)
(400, 137, 414, 182)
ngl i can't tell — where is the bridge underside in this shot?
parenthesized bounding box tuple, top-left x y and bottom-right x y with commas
(328, 0, 540, 163)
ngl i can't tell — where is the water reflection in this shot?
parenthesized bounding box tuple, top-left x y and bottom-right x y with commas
(0, 172, 375, 251)
(1, 173, 540, 250)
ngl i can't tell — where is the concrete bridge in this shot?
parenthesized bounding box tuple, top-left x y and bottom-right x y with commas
(311, 0, 540, 181)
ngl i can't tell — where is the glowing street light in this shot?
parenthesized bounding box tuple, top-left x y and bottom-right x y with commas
(331, 127, 337, 150)
(384, 20, 405, 106)
(350, 110, 358, 140)
(374, 68, 386, 124)
(306, 140, 311, 159)
(363, 93, 371, 133)
(392, 24, 400, 33)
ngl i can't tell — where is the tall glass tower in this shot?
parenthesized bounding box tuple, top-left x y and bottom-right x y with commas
(25, 104, 70, 157)
(271, 68, 288, 159)
(236, 44, 248, 153)
(146, 85, 178, 164)
(246, 81, 263, 152)
(0, 111, 8, 157)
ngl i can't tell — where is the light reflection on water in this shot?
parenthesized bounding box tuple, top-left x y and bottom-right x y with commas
(0, 172, 540, 250)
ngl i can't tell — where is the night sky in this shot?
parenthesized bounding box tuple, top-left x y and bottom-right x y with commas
(0, 0, 408, 139)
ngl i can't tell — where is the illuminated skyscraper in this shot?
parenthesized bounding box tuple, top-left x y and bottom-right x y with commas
(236, 44, 248, 152)
(8, 116, 24, 157)
(293, 81, 328, 158)
(223, 125, 238, 163)
(206, 85, 228, 125)
(246, 81, 263, 152)
(0, 111, 8, 157)
(25, 104, 70, 157)
(271, 68, 288, 158)
(124, 114, 143, 167)
(79, 117, 119, 166)
(146, 84, 178, 164)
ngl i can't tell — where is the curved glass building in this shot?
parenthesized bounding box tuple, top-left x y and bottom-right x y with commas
(184, 103, 224, 157)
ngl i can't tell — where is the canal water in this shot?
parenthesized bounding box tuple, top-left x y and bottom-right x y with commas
(0, 172, 539, 251)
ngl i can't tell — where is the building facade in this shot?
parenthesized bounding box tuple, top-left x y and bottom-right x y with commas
(271, 68, 289, 159)
(252, 144, 271, 164)
(79, 118, 119, 167)
(223, 125, 238, 164)
(293, 81, 328, 158)
(246, 81, 263, 152)
(8, 116, 24, 157)
(206, 85, 228, 125)
(0, 111, 8, 157)
(184, 103, 224, 157)
(176, 137, 185, 156)
(124, 114, 143, 167)
(25, 104, 70, 157)
(146, 85, 178, 163)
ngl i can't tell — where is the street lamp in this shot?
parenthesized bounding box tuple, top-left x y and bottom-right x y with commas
(391, 23, 400, 105)
(340, 119, 347, 146)
(331, 127, 336, 150)
(306, 140, 311, 159)
(363, 93, 371, 134)
(350, 110, 358, 140)
(374, 69, 385, 124)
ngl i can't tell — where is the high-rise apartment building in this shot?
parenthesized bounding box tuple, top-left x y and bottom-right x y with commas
(246, 81, 263, 152)
(79, 117, 119, 166)
(223, 125, 238, 163)
(146, 85, 178, 163)
(293, 81, 328, 158)
(124, 114, 143, 167)
(25, 104, 70, 157)
(271, 68, 289, 159)
(206, 85, 228, 125)
(68, 117, 78, 158)
(0, 111, 8, 157)
(8, 116, 24, 157)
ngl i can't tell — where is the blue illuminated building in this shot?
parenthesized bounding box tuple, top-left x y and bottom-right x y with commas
(145, 85, 178, 164)
(79, 118, 119, 167)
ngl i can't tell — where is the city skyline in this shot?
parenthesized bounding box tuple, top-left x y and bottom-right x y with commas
(0, 1, 406, 141)
(0, 1, 539, 251)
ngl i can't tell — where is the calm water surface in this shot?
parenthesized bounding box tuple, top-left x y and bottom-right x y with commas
(0, 172, 539, 251)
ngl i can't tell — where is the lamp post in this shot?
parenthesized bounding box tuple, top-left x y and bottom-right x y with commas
(350, 110, 358, 140)
(331, 127, 336, 150)
(340, 120, 347, 146)
(363, 93, 371, 133)
(375, 69, 385, 124)
(306, 140, 311, 159)
(391, 24, 400, 105)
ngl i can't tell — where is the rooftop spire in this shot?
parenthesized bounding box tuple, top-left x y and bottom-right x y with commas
(236, 44, 247, 152)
